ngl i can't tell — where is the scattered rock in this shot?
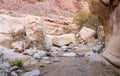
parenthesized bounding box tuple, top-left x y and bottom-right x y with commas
(37, 50, 47, 57)
(61, 46, 68, 51)
(16, 70, 22, 73)
(78, 53, 85, 57)
(62, 52, 77, 57)
(92, 44, 104, 53)
(5, 69, 11, 73)
(0, 62, 10, 69)
(63, 49, 69, 52)
(50, 46, 61, 52)
(23, 59, 38, 67)
(42, 57, 50, 60)
(10, 66, 19, 71)
(22, 70, 40, 76)
(85, 51, 98, 56)
(33, 53, 41, 60)
(46, 52, 52, 57)
(11, 72, 18, 76)
(0, 46, 34, 63)
(11, 41, 24, 52)
(79, 27, 96, 41)
(23, 49, 37, 56)
(53, 34, 76, 46)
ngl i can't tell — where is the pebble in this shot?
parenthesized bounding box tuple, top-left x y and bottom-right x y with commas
(61, 46, 67, 51)
(10, 66, 19, 71)
(64, 49, 69, 52)
(46, 52, 52, 57)
(78, 53, 85, 57)
(16, 70, 22, 73)
(33, 53, 41, 60)
(11, 72, 18, 76)
(92, 44, 104, 53)
(62, 52, 77, 57)
(5, 69, 11, 73)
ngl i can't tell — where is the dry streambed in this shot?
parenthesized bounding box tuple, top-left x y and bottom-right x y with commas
(0, 12, 117, 76)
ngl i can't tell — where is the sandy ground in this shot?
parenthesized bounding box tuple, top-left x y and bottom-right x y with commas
(41, 57, 117, 76)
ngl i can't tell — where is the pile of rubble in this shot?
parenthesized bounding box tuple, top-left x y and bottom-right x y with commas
(0, 12, 105, 76)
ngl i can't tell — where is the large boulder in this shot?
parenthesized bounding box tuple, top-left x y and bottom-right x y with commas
(53, 34, 76, 46)
(0, 14, 48, 50)
(79, 27, 96, 41)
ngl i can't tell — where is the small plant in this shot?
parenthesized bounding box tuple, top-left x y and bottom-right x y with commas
(34, 12, 42, 16)
(74, 10, 102, 30)
(114, 71, 120, 76)
(23, 69, 32, 73)
(39, 65, 46, 68)
(10, 60, 23, 67)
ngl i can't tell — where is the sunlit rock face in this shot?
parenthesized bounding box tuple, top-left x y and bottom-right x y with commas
(0, 13, 47, 50)
(103, 3, 120, 69)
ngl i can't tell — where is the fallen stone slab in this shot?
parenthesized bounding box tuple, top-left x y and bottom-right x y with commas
(53, 34, 76, 46)
(79, 27, 96, 41)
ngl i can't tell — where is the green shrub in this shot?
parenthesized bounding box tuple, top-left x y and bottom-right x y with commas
(39, 65, 46, 68)
(34, 12, 42, 16)
(23, 69, 32, 73)
(74, 10, 102, 30)
(10, 60, 23, 67)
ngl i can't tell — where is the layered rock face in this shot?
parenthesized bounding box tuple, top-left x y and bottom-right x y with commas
(103, 3, 120, 70)
(0, 13, 47, 50)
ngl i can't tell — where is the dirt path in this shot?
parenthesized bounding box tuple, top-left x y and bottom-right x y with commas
(41, 57, 117, 76)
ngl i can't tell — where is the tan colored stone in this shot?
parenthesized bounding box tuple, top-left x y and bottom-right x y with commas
(0, 14, 47, 50)
(53, 34, 76, 46)
(79, 27, 96, 41)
